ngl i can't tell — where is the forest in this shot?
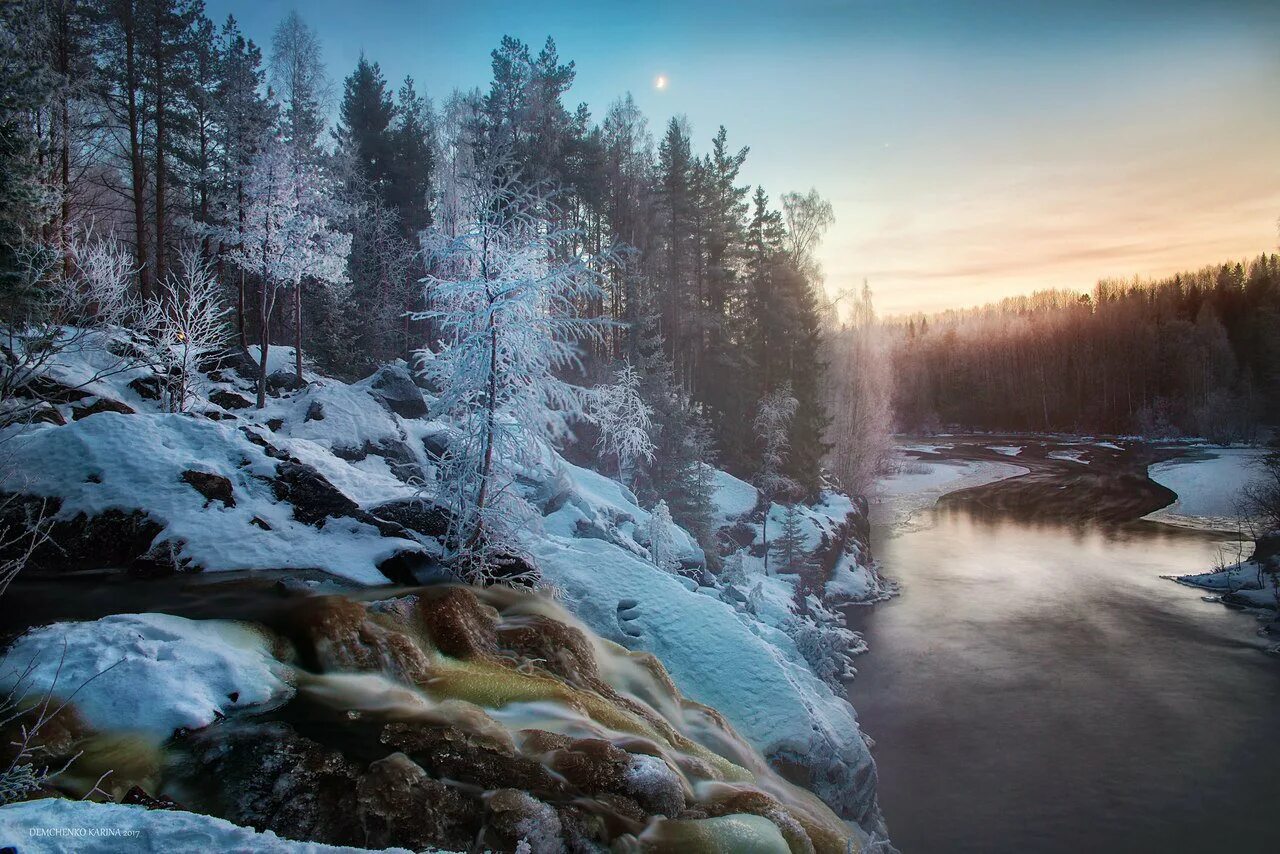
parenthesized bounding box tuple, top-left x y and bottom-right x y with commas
(0, 1, 884, 565)
(889, 256, 1280, 440)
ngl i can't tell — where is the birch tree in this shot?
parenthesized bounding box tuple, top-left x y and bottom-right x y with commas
(414, 155, 610, 576)
(222, 136, 350, 407)
(587, 361, 654, 484)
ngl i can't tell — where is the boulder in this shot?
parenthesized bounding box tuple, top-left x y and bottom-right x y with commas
(367, 363, 428, 419)
(355, 752, 480, 852)
(266, 370, 306, 394)
(482, 789, 565, 854)
(198, 347, 261, 380)
(0, 494, 164, 574)
(210, 389, 253, 411)
(270, 461, 361, 526)
(369, 498, 452, 538)
(128, 375, 164, 401)
(184, 721, 362, 846)
(71, 397, 135, 420)
(180, 470, 235, 508)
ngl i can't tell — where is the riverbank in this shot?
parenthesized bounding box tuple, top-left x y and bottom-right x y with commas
(849, 440, 1280, 854)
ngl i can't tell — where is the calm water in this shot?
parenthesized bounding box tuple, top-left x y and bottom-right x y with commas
(847, 508, 1280, 854)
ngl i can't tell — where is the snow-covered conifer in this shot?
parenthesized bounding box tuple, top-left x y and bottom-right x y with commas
(588, 362, 654, 484)
(647, 500, 680, 573)
(771, 503, 812, 577)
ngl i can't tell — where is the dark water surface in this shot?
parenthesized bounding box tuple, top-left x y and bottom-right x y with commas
(847, 508, 1280, 854)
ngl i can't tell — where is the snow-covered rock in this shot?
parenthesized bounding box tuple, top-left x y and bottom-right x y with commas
(0, 413, 422, 583)
(0, 613, 292, 739)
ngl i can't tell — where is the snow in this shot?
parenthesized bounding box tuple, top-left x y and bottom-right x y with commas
(1145, 448, 1269, 529)
(986, 445, 1023, 457)
(0, 800, 425, 853)
(0, 613, 292, 739)
(709, 467, 759, 527)
(0, 413, 418, 583)
(871, 457, 1029, 527)
(1047, 449, 1089, 464)
(529, 534, 881, 825)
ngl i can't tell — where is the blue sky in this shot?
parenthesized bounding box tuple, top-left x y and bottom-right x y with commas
(206, 0, 1280, 314)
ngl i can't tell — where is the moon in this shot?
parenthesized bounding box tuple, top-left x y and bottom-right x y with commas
(655, 74, 668, 90)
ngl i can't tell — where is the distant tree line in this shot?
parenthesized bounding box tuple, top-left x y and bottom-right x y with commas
(890, 255, 1280, 440)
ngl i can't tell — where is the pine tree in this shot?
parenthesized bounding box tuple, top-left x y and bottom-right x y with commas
(754, 383, 799, 574)
(334, 55, 395, 196)
(587, 361, 655, 484)
(770, 503, 811, 577)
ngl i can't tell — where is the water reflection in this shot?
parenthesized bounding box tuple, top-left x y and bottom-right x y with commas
(847, 506, 1280, 854)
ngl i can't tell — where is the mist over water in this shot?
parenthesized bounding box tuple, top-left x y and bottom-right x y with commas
(847, 508, 1280, 854)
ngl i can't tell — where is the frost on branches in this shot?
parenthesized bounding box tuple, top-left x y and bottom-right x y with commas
(587, 362, 654, 484)
(149, 249, 232, 413)
(415, 157, 614, 578)
(221, 135, 351, 407)
(646, 499, 680, 573)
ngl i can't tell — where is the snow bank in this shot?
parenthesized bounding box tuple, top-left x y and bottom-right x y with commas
(1145, 448, 1268, 529)
(529, 534, 884, 831)
(0, 413, 417, 583)
(1047, 449, 1089, 464)
(0, 613, 291, 738)
(709, 468, 759, 528)
(986, 445, 1023, 457)
(0, 799, 424, 853)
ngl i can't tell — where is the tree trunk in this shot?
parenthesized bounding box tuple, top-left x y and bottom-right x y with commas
(257, 284, 270, 409)
(294, 284, 303, 382)
(123, 6, 150, 298)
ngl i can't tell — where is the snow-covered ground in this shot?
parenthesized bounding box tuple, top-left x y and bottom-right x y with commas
(0, 800, 425, 853)
(0, 339, 893, 842)
(871, 454, 1029, 528)
(1047, 449, 1089, 465)
(986, 445, 1023, 457)
(1145, 447, 1269, 530)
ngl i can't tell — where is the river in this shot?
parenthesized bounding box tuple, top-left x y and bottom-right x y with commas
(848, 450, 1280, 853)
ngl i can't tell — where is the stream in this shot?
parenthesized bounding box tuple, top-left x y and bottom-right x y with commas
(848, 448, 1280, 853)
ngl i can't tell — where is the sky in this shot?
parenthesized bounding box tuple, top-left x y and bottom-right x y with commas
(205, 0, 1280, 316)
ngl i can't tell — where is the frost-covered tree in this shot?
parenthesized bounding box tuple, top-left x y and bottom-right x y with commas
(587, 362, 654, 484)
(826, 281, 893, 494)
(414, 154, 609, 575)
(647, 499, 680, 573)
(149, 248, 231, 412)
(222, 136, 350, 407)
(754, 383, 798, 574)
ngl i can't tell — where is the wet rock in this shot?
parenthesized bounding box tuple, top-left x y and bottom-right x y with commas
(417, 586, 499, 659)
(381, 720, 564, 796)
(356, 752, 480, 851)
(181, 470, 235, 508)
(483, 788, 565, 854)
(185, 721, 362, 846)
(293, 597, 432, 680)
(70, 397, 135, 420)
(128, 375, 163, 401)
(367, 363, 428, 419)
(210, 389, 253, 410)
(496, 615, 600, 688)
(544, 738, 685, 819)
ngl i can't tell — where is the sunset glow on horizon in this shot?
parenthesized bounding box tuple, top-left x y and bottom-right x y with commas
(208, 0, 1280, 316)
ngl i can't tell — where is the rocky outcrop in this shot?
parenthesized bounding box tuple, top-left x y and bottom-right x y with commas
(366, 363, 429, 419)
